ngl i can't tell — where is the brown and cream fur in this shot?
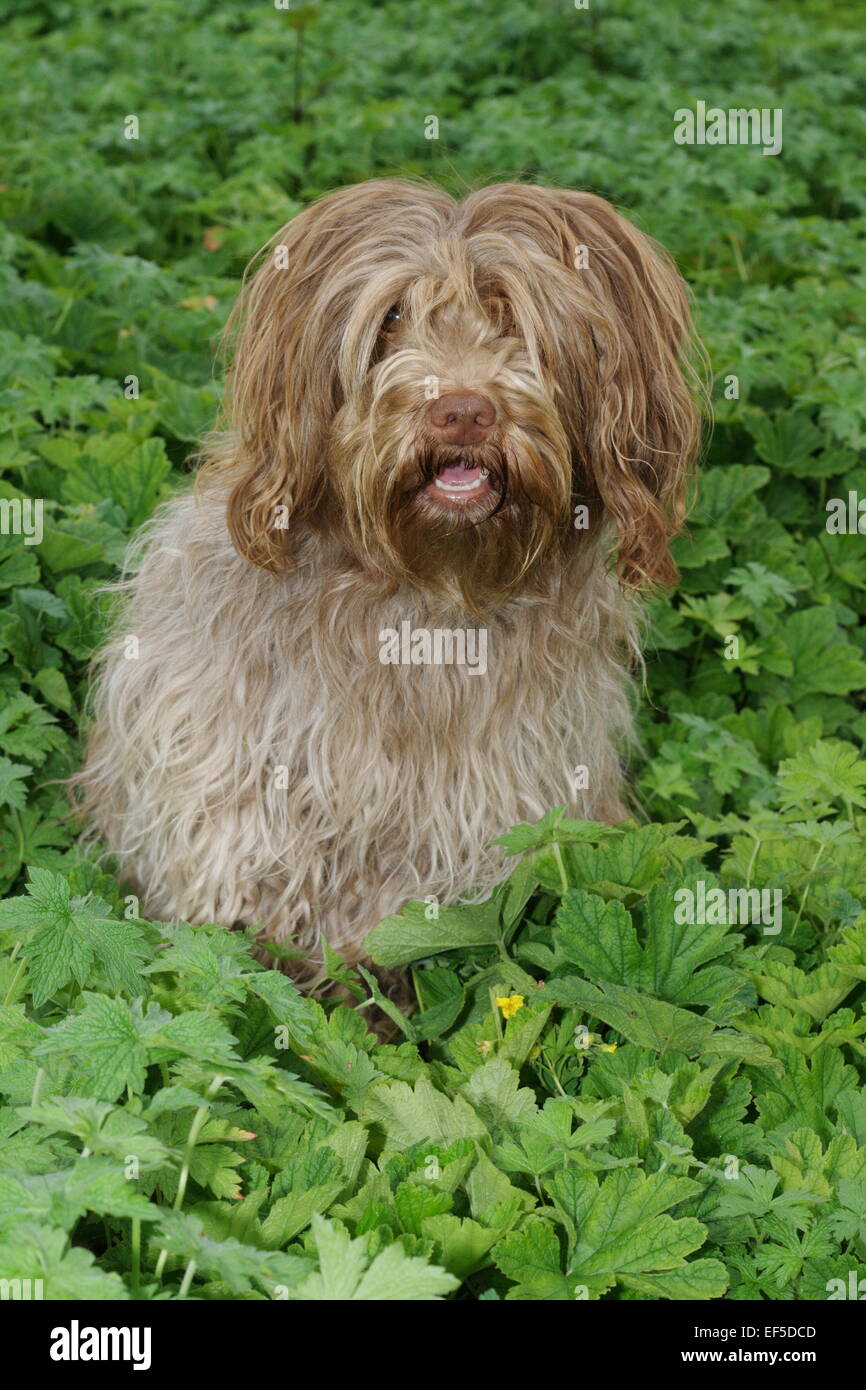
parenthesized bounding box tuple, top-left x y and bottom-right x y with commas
(75, 179, 702, 984)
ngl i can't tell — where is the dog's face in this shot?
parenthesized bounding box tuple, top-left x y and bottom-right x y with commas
(213, 181, 702, 611)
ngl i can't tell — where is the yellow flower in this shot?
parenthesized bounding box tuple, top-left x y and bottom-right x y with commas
(496, 994, 525, 1019)
(601, 1042, 618, 1053)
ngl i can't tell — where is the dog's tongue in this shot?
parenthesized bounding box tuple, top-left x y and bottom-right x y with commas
(437, 462, 484, 485)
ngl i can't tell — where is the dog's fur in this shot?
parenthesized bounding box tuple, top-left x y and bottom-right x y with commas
(75, 179, 701, 985)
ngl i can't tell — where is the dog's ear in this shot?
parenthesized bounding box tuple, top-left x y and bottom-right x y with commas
(544, 189, 704, 589)
(211, 196, 343, 571)
(209, 181, 444, 572)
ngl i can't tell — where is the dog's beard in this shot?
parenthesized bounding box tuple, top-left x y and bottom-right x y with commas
(330, 417, 575, 613)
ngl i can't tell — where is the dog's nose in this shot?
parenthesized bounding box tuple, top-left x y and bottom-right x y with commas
(428, 392, 496, 445)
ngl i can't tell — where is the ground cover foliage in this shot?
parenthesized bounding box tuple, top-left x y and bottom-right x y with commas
(0, 0, 865, 1300)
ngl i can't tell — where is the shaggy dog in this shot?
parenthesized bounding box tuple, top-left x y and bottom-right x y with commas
(75, 179, 701, 989)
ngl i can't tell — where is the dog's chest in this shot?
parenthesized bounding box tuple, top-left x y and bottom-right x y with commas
(263, 581, 587, 832)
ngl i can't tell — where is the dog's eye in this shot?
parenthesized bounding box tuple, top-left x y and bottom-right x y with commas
(382, 306, 402, 333)
(496, 304, 518, 338)
(484, 296, 517, 339)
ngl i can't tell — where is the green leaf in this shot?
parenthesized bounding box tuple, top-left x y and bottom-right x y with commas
(0, 535, 40, 592)
(0, 693, 65, 766)
(421, 1213, 499, 1280)
(155, 1209, 312, 1296)
(35, 993, 151, 1101)
(260, 1184, 344, 1247)
(30, 666, 74, 713)
(62, 435, 171, 527)
(495, 1098, 617, 1178)
(0, 1224, 129, 1299)
(690, 464, 769, 526)
(493, 1221, 575, 1300)
(0, 1155, 159, 1231)
(0, 756, 31, 812)
(412, 966, 466, 1040)
(746, 409, 823, 474)
(246, 968, 318, 1048)
(393, 1181, 452, 1235)
(461, 1058, 537, 1131)
(778, 739, 866, 812)
(18, 1096, 171, 1168)
(747, 958, 855, 1022)
(361, 1076, 487, 1152)
(364, 898, 501, 968)
(286, 1215, 458, 1300)
(773, 610, 866, 700)
(493, 808, 615, 856)
(3, 869, 151, 1006)
(543, 976, 718, 1056)
(552, 1168, 725, 1301)
(553, 890, 642, 982)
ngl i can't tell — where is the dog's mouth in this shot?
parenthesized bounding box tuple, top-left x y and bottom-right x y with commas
(425, 457, 495, 504)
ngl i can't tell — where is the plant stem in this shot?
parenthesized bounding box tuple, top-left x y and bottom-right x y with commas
(552, 841, 569, 895)
(540, 1048, 567, 1096)
(3, 948, 26, 1006)
(791, 843, 826, 935)
(30, 1067, 45, 1108)
(178, 1257, 197, 1299)
(131, 1217, 141, 1298)
(15, 811, 25, 862)
(744, 833, 761, 890)
(174, 1076, 223, 1212)
(154, 1074, 223, 1282)
(490, 987, 503, 1040)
